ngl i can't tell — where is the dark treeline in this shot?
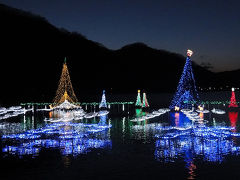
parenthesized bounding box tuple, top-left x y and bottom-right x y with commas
(0, 4, 238, 105)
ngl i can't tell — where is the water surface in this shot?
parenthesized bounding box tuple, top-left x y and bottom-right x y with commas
(1, 94, 240, 179)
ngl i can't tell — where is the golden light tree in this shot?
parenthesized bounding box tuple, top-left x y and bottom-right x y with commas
(53, 58, 78, 106)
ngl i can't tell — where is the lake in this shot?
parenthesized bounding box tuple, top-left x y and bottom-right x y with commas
(0, 92, 240, 180)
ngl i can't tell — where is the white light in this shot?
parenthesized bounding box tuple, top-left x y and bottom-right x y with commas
(187, 49, 193, 57)
(175, 106, 180, 111)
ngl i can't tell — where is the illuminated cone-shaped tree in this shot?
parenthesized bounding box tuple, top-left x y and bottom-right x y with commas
(142, 92, 149, 108)
(53, 58, 78, 106)
(99, 90, 107, 109)
(169, 50, 200, 110)
(229, 88, 238, 107)
(135, 90, 142, 107)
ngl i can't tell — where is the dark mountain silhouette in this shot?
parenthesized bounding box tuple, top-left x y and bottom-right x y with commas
(0, 3, 238, 105)
(215, 69, 240, 88)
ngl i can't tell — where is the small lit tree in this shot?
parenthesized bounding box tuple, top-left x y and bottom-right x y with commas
(99, 90, 107, 108)
(142, 92, 149, 108)
(135, 90, 142, 107)
(229, 88, 238, 107)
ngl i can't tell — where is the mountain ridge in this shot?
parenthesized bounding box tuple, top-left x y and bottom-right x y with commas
(0, 3, 238, 105)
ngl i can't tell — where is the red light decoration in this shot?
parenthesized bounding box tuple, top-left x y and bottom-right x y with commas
(229, 112, 238, 133)
(229, 88, 238, 108)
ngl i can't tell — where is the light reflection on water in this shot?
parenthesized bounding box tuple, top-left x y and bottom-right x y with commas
(126, 110, 240, 179)
(154, 112, 240, 161)
(154, 111, 240, 179)
(2, 136, 112, 157)
(1, 113, 112, 158)
(1, 108, 240, 179)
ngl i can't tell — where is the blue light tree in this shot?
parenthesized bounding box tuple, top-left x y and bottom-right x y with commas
(169, 50, 200, 110)
(99, 90, 107, 109)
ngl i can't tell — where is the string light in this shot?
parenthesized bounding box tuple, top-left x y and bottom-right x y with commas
(135, 90, 142, 107)
(185, 100, 240, 105)
(229, 88, 238, 107)
(211, 108, 226, 114)
(155, 111, 240, 163)
(169, 50, 200, 110)
(155, 136, 240, 163)
(99, 90, 107, 109)
(21, 102, 134, 106)
(142, 92, 149, 108)
(2, 118, 112, 158)
(52, 57, 78, 106)
(130, 108, 169, 122)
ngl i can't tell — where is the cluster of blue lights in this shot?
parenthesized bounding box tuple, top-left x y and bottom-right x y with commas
(155, 126, 240, 139)
(2, 121, 111, 139)
(2, 138, 112, 158)
(169, 55, 200, 109)
(155, 112, 240, 163)
(2, 115, 112, 158)
(2, 138, 112, 157)
(155, 136, 240, 163)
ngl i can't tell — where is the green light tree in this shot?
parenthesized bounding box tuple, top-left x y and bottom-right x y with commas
(135, 90, 142, 107)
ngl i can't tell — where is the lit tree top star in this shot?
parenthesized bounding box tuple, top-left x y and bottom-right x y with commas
(187, 49, 193, 57)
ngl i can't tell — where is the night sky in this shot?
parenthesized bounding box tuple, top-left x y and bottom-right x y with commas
(1, 0, 240, 72)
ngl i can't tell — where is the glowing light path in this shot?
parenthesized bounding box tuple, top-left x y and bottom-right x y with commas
(2, 115, 112, 158)
(130, 108, 170, 122)
(211, 108, 226, 114)
(0, 107, 33, 120)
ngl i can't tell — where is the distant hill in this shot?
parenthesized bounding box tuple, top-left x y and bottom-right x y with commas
(0, 3, 237, 105)
(215, 69, 240, 88)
